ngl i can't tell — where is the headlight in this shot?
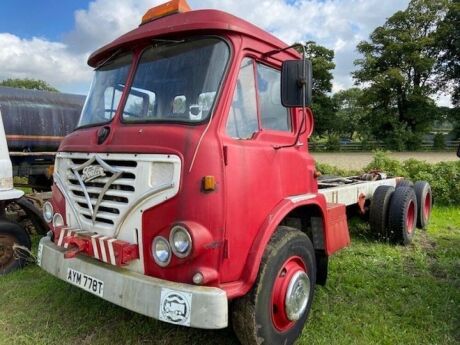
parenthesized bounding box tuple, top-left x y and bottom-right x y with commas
(43, 202, 53, 223)
(169, 225, 192, 258)
(152, 236, 171, 266)
(53, 213, 64, 227)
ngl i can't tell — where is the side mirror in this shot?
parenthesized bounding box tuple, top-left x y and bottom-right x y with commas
(281, 59, 312, 108)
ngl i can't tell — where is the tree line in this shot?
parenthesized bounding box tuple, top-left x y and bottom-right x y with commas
(0, 0, 458, 151)
(304, 0, 459, 150)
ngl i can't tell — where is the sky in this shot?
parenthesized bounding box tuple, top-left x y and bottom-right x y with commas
(0, 0, 449, 105)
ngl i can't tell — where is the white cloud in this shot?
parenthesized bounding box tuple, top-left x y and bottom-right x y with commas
(436, 92, 452, 107)
(0, 0, 422, 99)
(64, 0, 159, 53)
(0, 33, 91, 91)
(193, 0, 411, 96)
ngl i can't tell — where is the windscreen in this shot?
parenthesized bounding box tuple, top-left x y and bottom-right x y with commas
(78, 53, 132, 127)
(122, 38, 229, 123)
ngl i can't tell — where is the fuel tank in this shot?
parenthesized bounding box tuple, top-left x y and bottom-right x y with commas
(0, 86, 85, 152)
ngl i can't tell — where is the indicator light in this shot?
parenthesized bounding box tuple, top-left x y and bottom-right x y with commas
(202, 176, 216, 191)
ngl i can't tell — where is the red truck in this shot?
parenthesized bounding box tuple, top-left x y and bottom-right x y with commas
(38, 1, 432, 344)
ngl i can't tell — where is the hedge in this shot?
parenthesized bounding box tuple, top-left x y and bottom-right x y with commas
(316, 151, 460, 205)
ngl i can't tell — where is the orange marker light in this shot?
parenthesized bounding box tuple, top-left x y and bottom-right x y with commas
(202, 176, 216, 192)
(141, 0, 191, 25)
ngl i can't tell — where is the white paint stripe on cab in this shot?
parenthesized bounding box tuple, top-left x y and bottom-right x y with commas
(91, 234, 101, 259)
(63, 230, 73, 248)
(99, 236, 109, 263)
(57, 227, 70, 246)
(108, 238, 117, 265)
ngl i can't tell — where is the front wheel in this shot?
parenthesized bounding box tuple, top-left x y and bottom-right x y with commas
(232, 226, 316, 345)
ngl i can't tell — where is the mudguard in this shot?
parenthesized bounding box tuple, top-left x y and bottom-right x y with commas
(223, 193, 329, 298)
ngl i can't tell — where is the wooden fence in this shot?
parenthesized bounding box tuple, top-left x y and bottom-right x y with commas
(308, 140, 460, 152)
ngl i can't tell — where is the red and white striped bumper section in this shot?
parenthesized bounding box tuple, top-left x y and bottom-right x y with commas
(53, 226, 139, 267)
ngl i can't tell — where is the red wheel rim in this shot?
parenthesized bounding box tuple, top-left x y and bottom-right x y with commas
(423, 192, 431, 222)
(271, 256, 308, 331)
(406, 200, 415, 234)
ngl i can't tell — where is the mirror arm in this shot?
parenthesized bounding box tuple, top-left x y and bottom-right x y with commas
(274, 44, 308, 150)
(262, 43, 305, 58)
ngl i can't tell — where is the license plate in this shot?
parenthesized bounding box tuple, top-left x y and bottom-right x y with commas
(66, 268, 104, 297)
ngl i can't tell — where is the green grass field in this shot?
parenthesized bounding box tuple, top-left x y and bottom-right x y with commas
(1, 207, 459, 345)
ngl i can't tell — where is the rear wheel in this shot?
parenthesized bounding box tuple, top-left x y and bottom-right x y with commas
(369, 185, 395, 238)
(0, 220, 31, 275)
(414, 181, 432, 229)
(388, 187, 417, 245)
(397, 179, 414, 188)
(232, 226, 316, 345)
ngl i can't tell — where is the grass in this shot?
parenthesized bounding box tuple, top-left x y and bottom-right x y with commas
(0, 207, 459, 345)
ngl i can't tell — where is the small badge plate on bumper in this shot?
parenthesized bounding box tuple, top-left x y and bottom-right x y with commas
(66, 268, 104, 297)
(159, 288, 193, 326)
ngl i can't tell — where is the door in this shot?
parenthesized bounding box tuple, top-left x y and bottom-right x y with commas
(220, 57, 309, 282)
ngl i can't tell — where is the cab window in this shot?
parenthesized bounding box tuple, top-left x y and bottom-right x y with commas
(226, 58, 258, 139)
(257, 63, 291, 131)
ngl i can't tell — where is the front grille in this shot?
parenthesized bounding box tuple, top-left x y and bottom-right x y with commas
(66, 158, 137, 227)
(54, 152, 181, 234)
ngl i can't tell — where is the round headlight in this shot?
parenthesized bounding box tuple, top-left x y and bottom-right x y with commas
(152, 236, 171, 267)
(53, 213, 64, 227)
(170, 225, 192, 258)
(43, 202, 54, 223)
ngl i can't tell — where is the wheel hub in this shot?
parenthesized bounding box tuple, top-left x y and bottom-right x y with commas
(424, 192, 431, 221)
(271, 256, 309, 331)
(0, 234, 15, 267)
(406, 200, 415, 234)
(285, 271, 310, 321)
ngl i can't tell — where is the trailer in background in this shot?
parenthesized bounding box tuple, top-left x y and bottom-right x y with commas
(0, 86, 85, 190)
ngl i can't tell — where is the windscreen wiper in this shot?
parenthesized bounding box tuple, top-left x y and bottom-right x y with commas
(95, 48, 123, 69)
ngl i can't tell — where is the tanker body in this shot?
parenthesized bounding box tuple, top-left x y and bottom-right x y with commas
(0, 86, 85, 190)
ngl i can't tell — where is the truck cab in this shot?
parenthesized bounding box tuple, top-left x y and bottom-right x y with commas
(38, 2, 353, 344)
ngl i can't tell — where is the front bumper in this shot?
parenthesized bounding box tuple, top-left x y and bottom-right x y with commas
(38, 236, 228, 329)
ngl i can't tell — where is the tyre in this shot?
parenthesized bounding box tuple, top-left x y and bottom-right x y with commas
(369, 185, 395, 238)
(397, 179, 414, 188)
(232, 226, 316, 345)
(0, 220, 31, 275)
(414, 181, 432, 229)
(315, 250, 328, 286)
(388, 187, 417, 245)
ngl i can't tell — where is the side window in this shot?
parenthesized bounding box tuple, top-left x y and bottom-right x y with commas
(226, 58, 258, 139)
(257, 64, 291, 131)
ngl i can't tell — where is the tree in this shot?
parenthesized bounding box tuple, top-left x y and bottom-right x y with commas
(436, 0, 460, 106)
(353, 0, 448, 150)
(0, 78, 58, 92)
(332, 88, 369, 140)
(298, 42, 336, 138)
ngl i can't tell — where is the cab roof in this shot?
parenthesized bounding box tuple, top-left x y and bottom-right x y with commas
(88, 9, 298, 67)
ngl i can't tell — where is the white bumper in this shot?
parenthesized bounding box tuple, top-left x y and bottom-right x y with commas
(38, 236, 228, 329)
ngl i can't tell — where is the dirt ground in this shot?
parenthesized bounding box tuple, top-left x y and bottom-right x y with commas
(312, 151, 459, 170)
